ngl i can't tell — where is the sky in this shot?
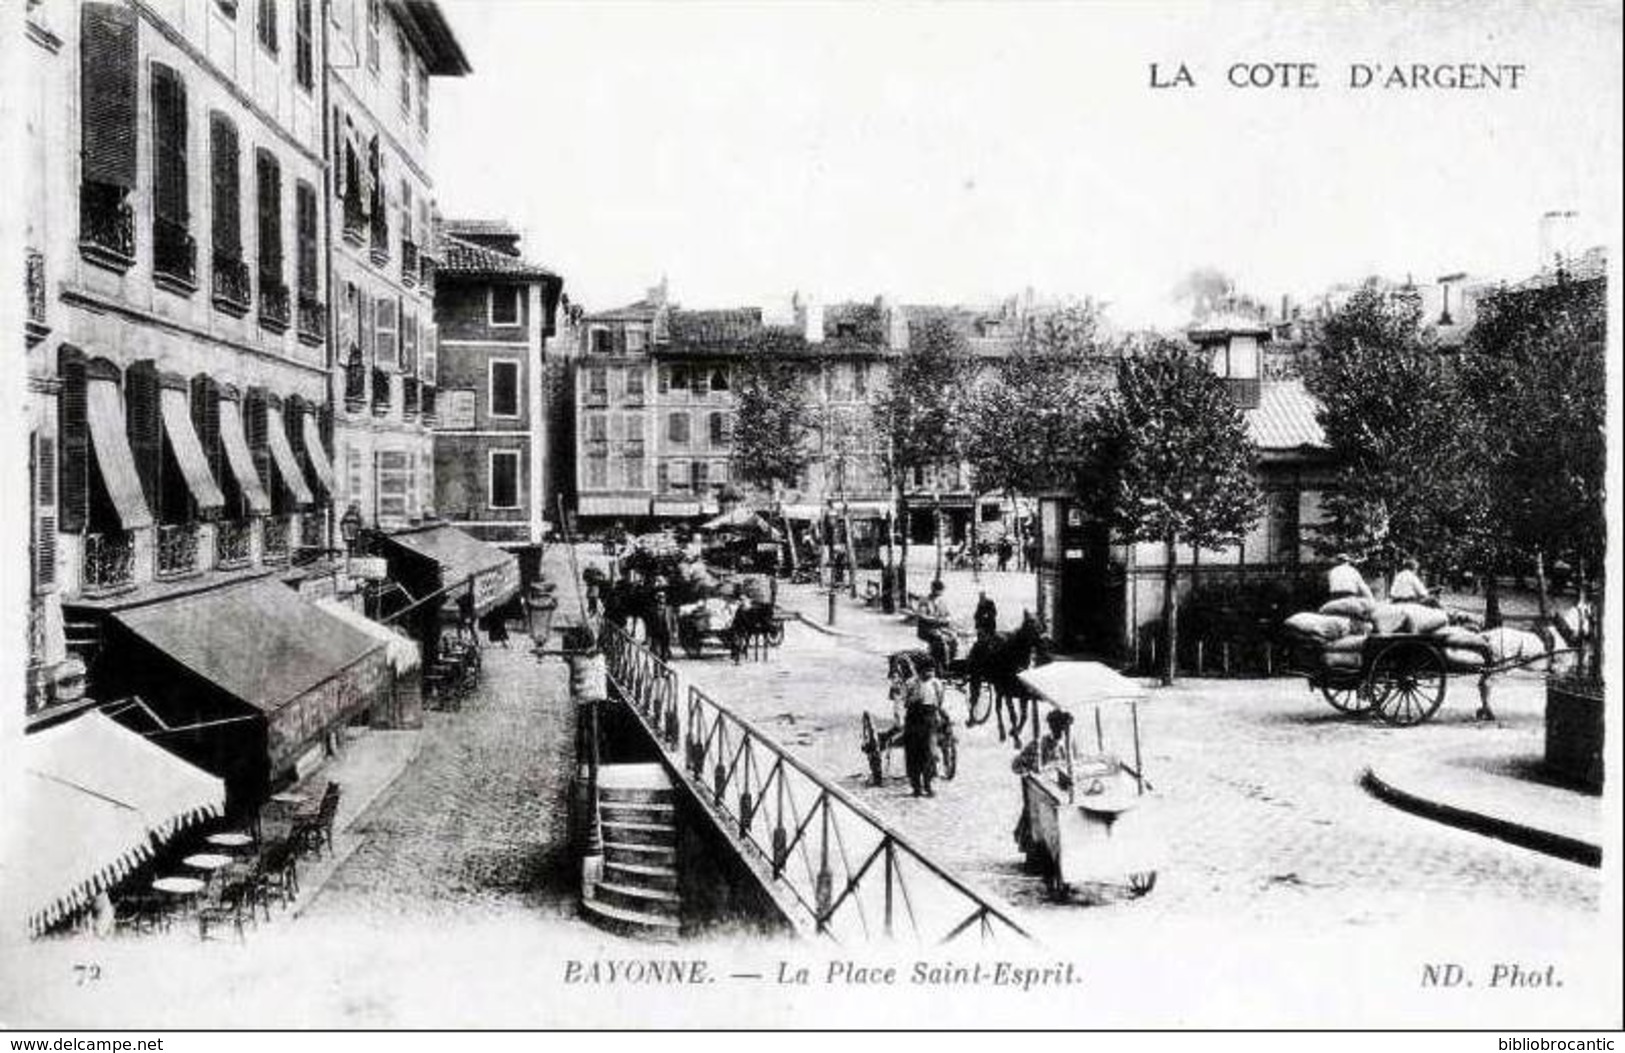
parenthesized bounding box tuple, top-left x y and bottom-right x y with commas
(428, 0, 1621, 327)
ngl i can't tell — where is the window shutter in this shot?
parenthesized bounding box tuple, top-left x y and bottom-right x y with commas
(33, 432, 58, 590)
(658, 366, 669, 394)
(57, 348, 90, 534)
(296, 181, 317, 292)
(256, 150, 282, 275)
(359, 288, 373, 363)
(125, 361, 164, 514)
(210, 114, 241, 257)
(151, 65, 189, 224)
(245, 387, 275, 510)
(190, 374, 223, 504)
(81, 3, 139, 190)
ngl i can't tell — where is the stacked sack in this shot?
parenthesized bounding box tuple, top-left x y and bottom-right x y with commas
(1283, 596, 1496, 670)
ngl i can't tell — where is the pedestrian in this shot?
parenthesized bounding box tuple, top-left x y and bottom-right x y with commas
(648, 584, 675, 661)
(1327, 552, 1374, 601)
(1389, 557, 1436, 605)
(915, 579, 957, 672)
(974, 591, 998, 638)
(904, 663, 945, 797)
(1012, 709, 1075, 853)
(997, 534, 1014, 573)
(1022, 535, 1038, 573)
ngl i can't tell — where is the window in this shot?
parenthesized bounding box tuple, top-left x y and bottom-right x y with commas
(668, 460, 689, 491)
(625, 368, 646, 400)
(401, 313, 418, 374)
(365, 0, 380, 73)
(585, 413, 607, 444)
(625, 413, 645, 444)
(81, 2, 140, 205)
(854, 361, 869, 396)
(489, 286, 522, 327)
(374, 297, 398, 367)
(416, 63, 429, 133)
(656, 462, 669, 493)
(396, 26, 411, 115)
(1268, 490, 1301, 564)
(256, 0, 278, 54)
(590, 328, 612, 354)
(346, 446, 364, 511)
(255, 149, 281, 278)
(667, 412, 690, 444)
(489, 360, 520, 418)
(294, 0, 313, 90)
(691, 461, 709, 493)
(709, 368, 729, 392)
(489, 449, 520, 508)
(151, 64, 188, 228)
(625, 327, 646, 352)
(295, 180, 317, 292)
(711, 460, 729, 486)
(624, 457, 646, 490)
(210, 114, 241, 260)
(669, 366, 689, 391)
(399, 179, 413, 242)
(708, 412, 727, 447)
(585, 457, 609, 490)
(587, 368, 607, 397)
(375, 449, 410, 524)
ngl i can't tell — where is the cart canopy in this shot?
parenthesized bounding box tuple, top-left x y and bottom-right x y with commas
(1017, 661, 1147, 710)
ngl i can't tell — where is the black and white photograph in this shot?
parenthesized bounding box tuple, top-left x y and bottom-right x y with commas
(0, 0, 1619, 1033)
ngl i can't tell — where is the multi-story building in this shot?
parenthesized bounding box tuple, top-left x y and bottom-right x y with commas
(431, 218, 563, 549)
(325, 0, 466, 534)
(572, 289, 907, 533)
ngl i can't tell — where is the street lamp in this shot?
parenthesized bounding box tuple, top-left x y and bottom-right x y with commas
(339, 503, 363, 567)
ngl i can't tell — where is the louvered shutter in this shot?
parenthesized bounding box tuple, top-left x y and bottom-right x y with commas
(125, 361, 163, 513)
(81, 3, 139, 190)
(296, 181, 318, 292)
(151, 65, 188, 225)
(210, 114, 241, 257)
(190, 375, 223, 520)
(256, 150, 281, 276)
(33, 432, 58, 590)
(359, 288, 374, 364)
(57, 348, 90, 534)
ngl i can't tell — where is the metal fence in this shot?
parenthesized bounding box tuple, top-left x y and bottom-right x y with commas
(600, 620, 1030, 946)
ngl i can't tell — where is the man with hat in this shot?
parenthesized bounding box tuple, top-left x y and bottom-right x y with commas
(915, 579, 957, 673)
(1327, 552, 1374, 602)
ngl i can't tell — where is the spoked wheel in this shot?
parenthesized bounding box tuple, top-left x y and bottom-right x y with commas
(860, 712, 883, 786)
(1320, 676, 1372, 714)
(1128, 871, 1158, 897)
(1369, 641, 1447, 726)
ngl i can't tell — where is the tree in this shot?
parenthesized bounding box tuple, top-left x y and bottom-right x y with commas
(1300, 282, 1494, 588)
(1459, 273, 1605, 649)
(730, 350, 817, 499)
(1173, 267, 1271, 323)
(1099, 338, 1263, 685)
(874, 314, 979, 596)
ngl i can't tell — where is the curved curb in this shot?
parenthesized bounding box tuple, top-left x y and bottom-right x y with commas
(1360, 765, 1601, 868)
(788, 609, 866, 639)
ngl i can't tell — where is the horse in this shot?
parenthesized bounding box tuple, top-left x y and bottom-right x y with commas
(962, 610, 1052, 746)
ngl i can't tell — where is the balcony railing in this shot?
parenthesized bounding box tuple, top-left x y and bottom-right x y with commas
(152, 217, 198, 293)
(83, 530, 136, 593)
(368, 204, 389, 265)
(79, 181, 135, 271)
(371, 366, 391, 416)
(25, 248, 48, 344)
(344, 350, 367, 412)
(599, 622, 1032, 945)
(420, 384, 437, 424)
(402, 376, 419, 420)
(156, 522, 200, 579)
(400, 239, 418, 286)
(259, 273, 291, 332)
(262, 514, 291, 563)
(1223, 376, 1262, 410)
(342, 192, 367, 246)
(297, 291, 326, 346)
(215, 519, 251, 569)
(212, 253, 252, 315)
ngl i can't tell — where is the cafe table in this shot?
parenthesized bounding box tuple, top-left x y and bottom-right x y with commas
(206, 831, 255, 851)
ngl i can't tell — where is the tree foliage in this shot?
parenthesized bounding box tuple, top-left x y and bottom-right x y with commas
(729, 352, 817, 493)
(1300, 282, 1493, 577)
(874, 314, 978, 490)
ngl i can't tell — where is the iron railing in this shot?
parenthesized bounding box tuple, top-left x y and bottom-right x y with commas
(216, 519, 251, 568)
(400, 239, 418, 285)
(156, 522, 199, 578)
(212, 253, 252, 314)
(262, 514, 291, 563)
(297, 291, 326, 346)
(80, 181, 135, 269)
(152, 217, 197, 290)
(259, 273, 291, 331)
(371, 367, 391, 416)
(600, 621, 1031, 946)
(83, 530, 136, 592)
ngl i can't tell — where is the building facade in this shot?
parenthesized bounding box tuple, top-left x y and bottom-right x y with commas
(430, 218, 562, 548)
(325, 0, 466, 535)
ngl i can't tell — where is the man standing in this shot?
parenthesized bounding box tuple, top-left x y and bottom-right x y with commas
(997, 534, 1014, 573)
(904, 664, 945, 797)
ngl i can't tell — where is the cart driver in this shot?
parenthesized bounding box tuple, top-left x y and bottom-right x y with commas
(1013, 709, 1076, 854)
(915, 580, 957, 672)
(1327, 553, 1374, 602)
(1388, 558, 1437, 606)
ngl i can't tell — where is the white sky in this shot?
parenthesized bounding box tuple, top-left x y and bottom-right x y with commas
(428, 0, 1621, 327)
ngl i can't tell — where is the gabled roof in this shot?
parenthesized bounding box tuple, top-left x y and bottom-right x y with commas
(1247, 380, 1326, 451)
(439, 234, 557, 282)
(392, 1, 471, 76)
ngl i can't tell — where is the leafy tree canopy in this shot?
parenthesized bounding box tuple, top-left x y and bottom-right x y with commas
(729, 353, 818, 492)
(874, 314, 978, 488)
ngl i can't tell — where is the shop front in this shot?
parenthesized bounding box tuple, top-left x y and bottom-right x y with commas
(373, 523, 521, 680)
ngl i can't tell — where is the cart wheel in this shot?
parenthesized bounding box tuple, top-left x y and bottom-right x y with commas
(1128, 871, 1157, 897)
(860, 713, 883, 786)
(1320, 678, 1371, 714)
(1369, 641, 1447, 726)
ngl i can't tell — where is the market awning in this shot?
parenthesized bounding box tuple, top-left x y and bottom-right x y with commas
(379, 524, 520, 618)
(14, 711, 225, 936)
(219, 398, 270, 514)
(700, 508, 781, 538)
(315, 598, 420, 674)
(652, 499, 703, 517)
(159, 386, 225, 513)
(111, 579, 389, 778)
(267, 406, 314, 507)
(577, 495, 652, 517)
(1017, 661, 1148, 710)
(301, 413, 336, 494)
(87, 378, 154, 530)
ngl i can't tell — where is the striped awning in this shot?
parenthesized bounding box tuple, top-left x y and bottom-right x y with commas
(219, 398, 270, 514)
(267, 406, 314, 507)
(86, 378, 153, 530)
(301, 413, 336, 494)
(159, 387, 225, 513)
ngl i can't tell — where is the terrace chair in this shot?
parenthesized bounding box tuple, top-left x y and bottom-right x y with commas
(197, 878, 256, 943)
(254, 838, 300, 911)
(291, 781, 342, 859)
(113, 891, 170, 936)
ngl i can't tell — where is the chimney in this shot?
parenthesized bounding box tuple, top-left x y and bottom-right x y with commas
(1280, 294, 1290, 322)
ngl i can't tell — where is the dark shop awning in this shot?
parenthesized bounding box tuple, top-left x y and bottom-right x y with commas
(379, 524, 520, 618)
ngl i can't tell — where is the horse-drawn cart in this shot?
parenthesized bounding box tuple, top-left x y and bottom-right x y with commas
(675, 601, 790, 660)
(860, 651, 960, 785)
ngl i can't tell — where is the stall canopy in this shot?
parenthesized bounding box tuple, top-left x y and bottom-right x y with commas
(315, 598, 420, 674)
(14, 711, 225, 935)
(1017, 661, 1148, 710)
(110, 578, 388, 783)
(267, 406, 314, 506)
(87, 378, 154, 530)
(159, 386, 225, 513)
(219, 398, 271, 514)
(300, 413, 336, 494)
(379, 524, 520, 618)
